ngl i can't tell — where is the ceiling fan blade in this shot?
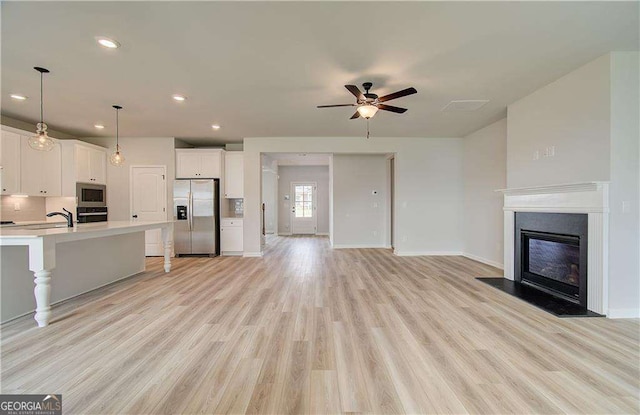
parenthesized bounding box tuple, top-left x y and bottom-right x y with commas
(345, 85, 364, 100)
(317, 104, 357, 108)
(377, 104, 408, 113)
(350, 111, 361, 120)
(378, 87, 417, 102)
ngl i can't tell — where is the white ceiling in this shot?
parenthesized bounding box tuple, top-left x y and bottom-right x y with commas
(1, 2, 638, 145)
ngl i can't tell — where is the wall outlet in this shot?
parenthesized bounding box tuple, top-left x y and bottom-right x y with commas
(372, 202, 378, 208)
(533, 150, 540, 160)
(373, 230, 378, 237)
(14, 202, 20, 211)
(402, 236, 408, 242)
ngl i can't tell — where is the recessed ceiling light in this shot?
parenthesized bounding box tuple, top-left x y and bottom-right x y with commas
(94, 124, 105, 129)
(211, 124, 221, 130)
(172, 95, 187, 102)
(96, 37, 120, 49)
(10, 94, 27, 100)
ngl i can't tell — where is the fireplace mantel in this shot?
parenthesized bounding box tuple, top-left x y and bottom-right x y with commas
(500, 182, 609, 315)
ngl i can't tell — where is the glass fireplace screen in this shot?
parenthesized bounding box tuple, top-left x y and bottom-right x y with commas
(527, 238, 580, 287)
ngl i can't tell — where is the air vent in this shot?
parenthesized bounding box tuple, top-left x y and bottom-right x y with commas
(442, 100, 489, 112)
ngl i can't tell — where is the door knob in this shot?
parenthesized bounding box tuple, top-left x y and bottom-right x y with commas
(132, 214, 138, 218)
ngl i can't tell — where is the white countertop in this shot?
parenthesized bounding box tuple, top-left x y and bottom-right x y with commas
(0, 220, 173, 240)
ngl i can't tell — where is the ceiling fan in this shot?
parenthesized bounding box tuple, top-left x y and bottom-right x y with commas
(317, 82, 417, 120)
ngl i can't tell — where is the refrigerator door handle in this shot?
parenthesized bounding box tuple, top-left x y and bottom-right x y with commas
(188, 191, 193, 231)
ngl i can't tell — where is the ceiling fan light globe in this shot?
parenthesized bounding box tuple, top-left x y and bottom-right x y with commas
(357, 104, 378, 119)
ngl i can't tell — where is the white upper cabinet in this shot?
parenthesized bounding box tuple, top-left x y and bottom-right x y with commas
(224, 152, 244, 199)
(20, 136, 62, 196)
(176, 149, 223, 178)
(75, 144, 106, 184)
(0, 130, 22, 194)
(60, 141, 108, 196)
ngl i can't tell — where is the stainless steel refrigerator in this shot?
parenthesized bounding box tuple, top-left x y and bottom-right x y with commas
(173, 179, 220, 256)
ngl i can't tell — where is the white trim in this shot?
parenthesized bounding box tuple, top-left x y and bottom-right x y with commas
(463, 253, 504, 270)
(332, 244, 390, 249)
(394, 251, 463, 257)
(496, 181, 608, 195)
(222, 252, 243, 257)
(502, 182, 609, 315)
(243, 251, 263, 257)
(316, 232, 329, 236)
(607, 308, 640, 319)
(277, 232, 292, 236)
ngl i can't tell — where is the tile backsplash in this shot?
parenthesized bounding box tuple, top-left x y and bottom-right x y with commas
(0, 196, 77, 223)
(0, 196, 46, 222)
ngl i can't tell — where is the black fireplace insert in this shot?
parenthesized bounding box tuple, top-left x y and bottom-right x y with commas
(515, 212, 588, 309)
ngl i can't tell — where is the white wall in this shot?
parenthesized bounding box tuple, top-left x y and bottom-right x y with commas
(463, 118, 507, 268)
(243, 137, 464, 256)
(332, 155, 388, 248)
(608, 52, 640, 318)
(507, 54, 611, 188)
(277, 165, 330, 235)
(81, 137, 176, 221)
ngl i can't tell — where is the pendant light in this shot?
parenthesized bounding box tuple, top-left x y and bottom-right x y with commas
(109, 105, 125, 166)
(28, 67, 55, 151)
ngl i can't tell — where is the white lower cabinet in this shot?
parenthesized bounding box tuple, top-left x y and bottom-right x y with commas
(221, 218, 243, 255)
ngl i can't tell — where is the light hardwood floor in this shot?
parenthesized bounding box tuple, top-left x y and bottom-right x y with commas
(1, 235, 638, 414)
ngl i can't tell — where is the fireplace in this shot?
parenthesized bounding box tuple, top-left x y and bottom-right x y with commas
(515, 212, 588, 309)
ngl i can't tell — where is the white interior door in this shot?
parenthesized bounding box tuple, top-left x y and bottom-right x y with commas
(131, 166, 167, 256)
(291, 182, 317, 235)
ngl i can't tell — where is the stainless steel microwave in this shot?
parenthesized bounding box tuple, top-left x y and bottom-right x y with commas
(76, 182, 106, 207)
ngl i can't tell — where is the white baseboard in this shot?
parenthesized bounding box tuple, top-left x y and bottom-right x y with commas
(316, 233, 329, 236)
(394, 251, 463, 257)
(277, 232, 292, 236)
(607, 308, 640, 319)
(221, 252, 243, 257)
(332, 244, 390, 249)
(243, 252, 263, 258)
(462, 253, 504, 270)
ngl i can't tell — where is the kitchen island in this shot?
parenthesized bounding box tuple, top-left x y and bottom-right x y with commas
(0, 221, 173, 327)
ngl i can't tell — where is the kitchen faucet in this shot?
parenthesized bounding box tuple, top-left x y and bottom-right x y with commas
(46, 208, 74, 228)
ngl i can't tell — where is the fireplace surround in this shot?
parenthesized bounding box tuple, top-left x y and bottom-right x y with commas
(515, 212, 588, 308)
(500, 182, 609, 315)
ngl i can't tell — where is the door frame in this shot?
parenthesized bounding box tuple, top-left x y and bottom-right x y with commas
(129, 165, 168, 221)
(290, 181, 318, 235)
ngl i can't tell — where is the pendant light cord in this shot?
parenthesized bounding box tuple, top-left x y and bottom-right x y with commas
(40, 71, 44, 124)
(116, 108, 119, 148)
(366, 119, 370, 139)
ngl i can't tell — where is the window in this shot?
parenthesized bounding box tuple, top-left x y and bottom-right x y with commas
(294, 185, 313, 218)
